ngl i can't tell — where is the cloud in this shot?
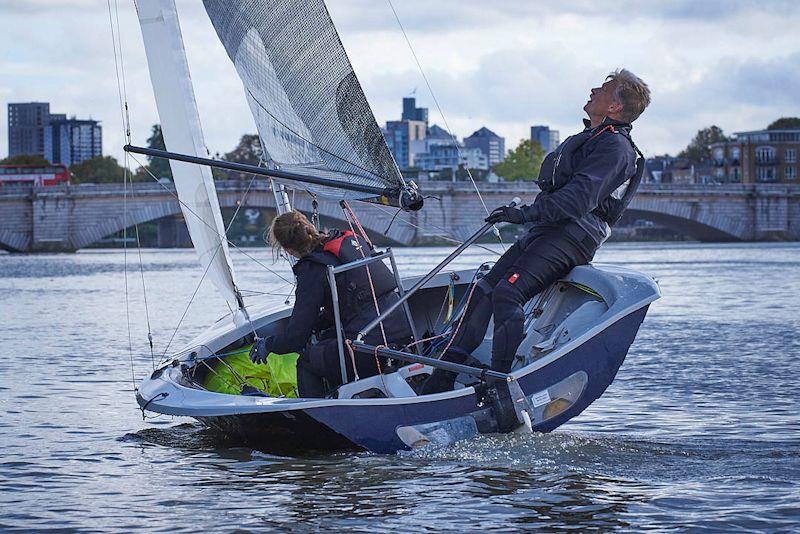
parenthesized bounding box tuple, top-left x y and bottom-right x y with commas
(1, 0, 799, 161)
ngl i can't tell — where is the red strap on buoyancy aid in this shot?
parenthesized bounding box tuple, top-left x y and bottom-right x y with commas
(589, 124, 616, 142)
(323, 230, 355, 257)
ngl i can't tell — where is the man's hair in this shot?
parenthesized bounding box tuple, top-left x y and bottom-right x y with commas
(607, 69, 651, 123)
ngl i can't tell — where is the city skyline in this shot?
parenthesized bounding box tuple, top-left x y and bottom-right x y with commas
(1, 1, 799, 163)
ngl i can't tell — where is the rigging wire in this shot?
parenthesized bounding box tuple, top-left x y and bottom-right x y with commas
(160, 242, 225, 360)
(385, 0, 505, 250)
(127, 153, 295, 287)
(107, 0, 139, 388)
(365, 201, 501, 257)
(113, 0, 131, 144)
(128, 155, 299, 358)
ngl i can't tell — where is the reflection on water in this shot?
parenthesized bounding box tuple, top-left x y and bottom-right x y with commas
(1, 243, 799, 531)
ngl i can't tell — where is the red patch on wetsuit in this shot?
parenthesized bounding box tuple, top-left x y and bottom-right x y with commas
(508, 273, 520, 284)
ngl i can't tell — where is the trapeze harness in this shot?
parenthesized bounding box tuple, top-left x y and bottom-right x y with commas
(537, 122, 646, 227)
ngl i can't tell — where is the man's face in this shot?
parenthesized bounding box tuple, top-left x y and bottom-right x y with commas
(583, 79, 620, 118)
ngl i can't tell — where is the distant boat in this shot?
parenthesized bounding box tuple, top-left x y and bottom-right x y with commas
(126, 0, 660, 453)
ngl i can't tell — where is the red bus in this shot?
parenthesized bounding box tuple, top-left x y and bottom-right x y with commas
(0, 164, 70, 187)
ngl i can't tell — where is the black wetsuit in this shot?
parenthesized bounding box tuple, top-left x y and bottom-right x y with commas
(450, 118, 639, 374)
(271, 231, 412, 397)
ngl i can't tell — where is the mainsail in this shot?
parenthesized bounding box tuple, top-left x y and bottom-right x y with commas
(202, 0, 406, 202)
(136, 0, 245, 320)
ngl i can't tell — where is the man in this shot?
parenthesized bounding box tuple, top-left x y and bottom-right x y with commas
(423, 68, 651, 395)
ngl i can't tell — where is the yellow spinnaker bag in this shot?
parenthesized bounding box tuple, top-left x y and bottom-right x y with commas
(202, 344, 299, 398)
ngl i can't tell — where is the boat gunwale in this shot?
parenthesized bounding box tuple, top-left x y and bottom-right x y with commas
(137, 280, 659, 416)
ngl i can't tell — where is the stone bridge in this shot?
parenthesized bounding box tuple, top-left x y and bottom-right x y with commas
(0, 180, 797, 252)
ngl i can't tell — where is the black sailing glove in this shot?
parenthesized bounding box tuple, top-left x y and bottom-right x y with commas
(249, 335, 275, 364)
(485, 205, 527, 225)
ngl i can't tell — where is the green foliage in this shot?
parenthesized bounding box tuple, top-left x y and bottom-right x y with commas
(144, 124, 173, 180)
(493, 139, 544, 181)
(224, 134, 263, 165)
(767, 117, 800, 130)
(678, 126, 728, 163)
(0, 154, 51, 166)
(217, 134, 264, 180)
(70, 156, 129, 184)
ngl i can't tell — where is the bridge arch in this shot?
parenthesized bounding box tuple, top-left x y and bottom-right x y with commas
(72, 186, 417, 250)
(626, 196, 749, 241)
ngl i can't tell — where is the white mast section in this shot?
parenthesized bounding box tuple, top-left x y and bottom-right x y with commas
(136, 0, 246, 323)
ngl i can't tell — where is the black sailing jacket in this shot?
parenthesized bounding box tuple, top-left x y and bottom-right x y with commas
(520, 118, 640, 243)
(270, 230, 411, 355)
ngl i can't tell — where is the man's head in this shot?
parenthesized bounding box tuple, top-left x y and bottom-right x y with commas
(584, 68, 651, 125)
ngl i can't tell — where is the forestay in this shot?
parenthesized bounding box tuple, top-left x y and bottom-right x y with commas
(136, 0, 245, 321)
(203, 0, 405, 201)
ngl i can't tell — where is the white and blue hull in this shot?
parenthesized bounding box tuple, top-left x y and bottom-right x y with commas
(137, 264, 659, 453)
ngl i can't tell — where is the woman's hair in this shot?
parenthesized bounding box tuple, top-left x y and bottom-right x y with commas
(266, 210, 325, 257)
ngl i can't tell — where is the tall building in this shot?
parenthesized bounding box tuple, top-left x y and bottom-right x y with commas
(401, 97, 428, 123)
(44, 118, 102, 166)
(385, 97, 430, 169)
(530, 125, 560, 154)
(413, 143, 487, 172)
(412, 124, 487, 172)
(709, 128, 799, 184)
(8, 102, 51, 158)
(385, 119, 426, 169)
(464, 127, 505, 167)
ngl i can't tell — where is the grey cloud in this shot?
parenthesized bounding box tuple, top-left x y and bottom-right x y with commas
(329, 0, 799, 34)
(653, 52, 800, 119)
(2, 0, 799, 160)
(366, 46, 800, 156)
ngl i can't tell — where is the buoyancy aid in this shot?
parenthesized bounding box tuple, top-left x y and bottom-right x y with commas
(303, 230, 398, 325)
(536, 120, 645, 227)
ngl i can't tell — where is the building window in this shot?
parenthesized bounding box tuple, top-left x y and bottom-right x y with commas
(731, 147, 740, 161)
(786, 149, 797, 163)
(756, 146, 776, 163)
(757, 167, 775, 182)
(786, 167, 797, 180)
(713, 147, 724, 161)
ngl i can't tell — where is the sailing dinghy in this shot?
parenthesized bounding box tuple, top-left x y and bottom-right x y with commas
(125, 0, 660, 453)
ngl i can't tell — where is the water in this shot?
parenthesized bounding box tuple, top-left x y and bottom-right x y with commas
(1, 242, 798, 531)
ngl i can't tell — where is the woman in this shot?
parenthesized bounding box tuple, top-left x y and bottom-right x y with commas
(251, 210, 413, 397)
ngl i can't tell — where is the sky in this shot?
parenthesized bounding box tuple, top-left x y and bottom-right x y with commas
(1, 0, 799, 162)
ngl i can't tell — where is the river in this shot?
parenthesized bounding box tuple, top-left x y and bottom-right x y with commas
(1, 242, 798, 531)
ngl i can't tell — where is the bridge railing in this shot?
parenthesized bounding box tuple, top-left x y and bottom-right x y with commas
(2, 178, 798, 201)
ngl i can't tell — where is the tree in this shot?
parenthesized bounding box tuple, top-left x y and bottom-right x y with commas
(218, 134, 264, 180)
(70, 156, 128, 184)
(678, 126, 727, 163)
(144, 124, 173, 180)
(767, 117, 800, 130)
(224, 134, 263, 165)
(0, 154, 50, 166)
(493, 139, 544, 181)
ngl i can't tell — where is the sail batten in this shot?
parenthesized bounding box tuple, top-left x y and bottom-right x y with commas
(203, 0, 405, 202)
(136, 0, 244, 321)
